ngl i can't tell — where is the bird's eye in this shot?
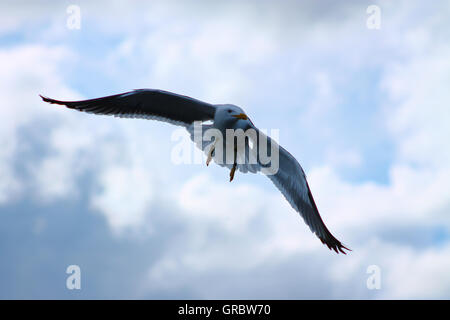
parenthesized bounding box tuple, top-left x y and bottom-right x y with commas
(228, 110, 232, 113)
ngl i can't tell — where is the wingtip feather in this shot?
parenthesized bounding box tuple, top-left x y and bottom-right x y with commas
(320, 236, 351, 255)
(39, 94, 58, 104)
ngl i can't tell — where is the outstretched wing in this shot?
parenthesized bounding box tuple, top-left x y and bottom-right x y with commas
(267, 140, 350, 254)
(189, 121, 349, 253)
(40, 89, 216, 127)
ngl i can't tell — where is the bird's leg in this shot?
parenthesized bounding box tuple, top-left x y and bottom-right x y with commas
(230, 146, 237, 182)
(206, 141, 216, 166)
(230, 164, 237, 182)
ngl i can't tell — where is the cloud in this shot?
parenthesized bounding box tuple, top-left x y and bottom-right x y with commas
(90, 161, 155, 234)
(0, 44, 77, 203)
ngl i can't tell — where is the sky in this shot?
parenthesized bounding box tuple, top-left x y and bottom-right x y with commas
(1, 0, 450, 299)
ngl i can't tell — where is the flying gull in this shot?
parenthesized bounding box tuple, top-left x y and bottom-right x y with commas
(40, 89, 350, 254)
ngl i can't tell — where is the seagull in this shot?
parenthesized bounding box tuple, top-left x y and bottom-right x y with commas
(40, 89, 350, 254)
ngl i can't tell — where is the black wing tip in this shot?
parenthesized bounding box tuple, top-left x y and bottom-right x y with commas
(39, 95, 81, 111)
(39, 94, 63, 105)
(320, 237, 351, 255)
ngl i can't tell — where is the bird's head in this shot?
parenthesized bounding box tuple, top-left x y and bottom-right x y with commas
(216, 104, 249, 125)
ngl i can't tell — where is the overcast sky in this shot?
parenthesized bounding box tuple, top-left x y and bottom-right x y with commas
(1, 0, 450, 299)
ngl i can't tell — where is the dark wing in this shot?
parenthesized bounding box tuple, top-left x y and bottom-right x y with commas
(267, 140, 350, 254)
(40, 89, 216, 127)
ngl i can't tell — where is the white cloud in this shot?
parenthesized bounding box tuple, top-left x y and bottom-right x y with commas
(178, 174, 265, 233)
(384, 245, 450, 298)
(0, 44, 77, 203)
(91, 162, 154, 234)
(382, 46, 450, 168)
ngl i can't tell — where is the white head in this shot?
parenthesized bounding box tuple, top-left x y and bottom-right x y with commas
(214, 104, 249, 129)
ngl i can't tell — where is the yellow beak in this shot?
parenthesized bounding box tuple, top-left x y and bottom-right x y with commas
(232, 113, 248, 120)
